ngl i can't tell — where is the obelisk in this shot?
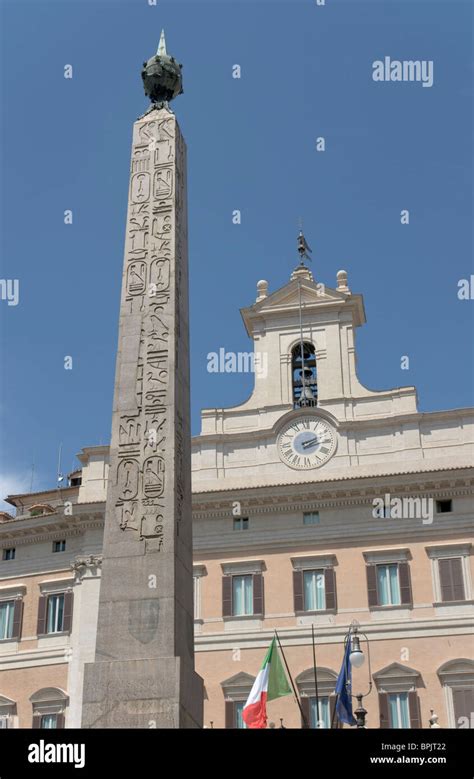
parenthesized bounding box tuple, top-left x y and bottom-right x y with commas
(82, 32, 203, 728)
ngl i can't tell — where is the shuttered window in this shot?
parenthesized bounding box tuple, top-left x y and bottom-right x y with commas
(223, 574, 264, 617)
(439, 557, 465, 602)
(232, 576, 253, 616)
(224, 700, 248, 729)
(40, 714, 58, 729)
(0, 601, 15, 640)
(38, 592, 74, 635)
(293, 568, 337, 612)
(388, 693, 410, 728)
(452, 688, 474, 727)
(301, 694, 339, 729)
(367, 562, 412, 607)
(377, 565, 401, 606)
(379, 690, 421, 728)
(303, 570, 325, 611)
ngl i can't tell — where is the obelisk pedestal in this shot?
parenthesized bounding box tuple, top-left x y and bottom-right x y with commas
(82, 36, 203, 728)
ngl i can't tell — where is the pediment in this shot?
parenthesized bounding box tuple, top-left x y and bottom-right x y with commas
(295, 667, 337, 684)
(373, 662, 420, 680)
(254, 278, 350, 312)
(221, 671, 255, 688)
(240, 275, 366, 336)
(438, 659, 474, 678)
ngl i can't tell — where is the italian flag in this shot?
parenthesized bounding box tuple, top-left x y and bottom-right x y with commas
(242, 637, 292, 729)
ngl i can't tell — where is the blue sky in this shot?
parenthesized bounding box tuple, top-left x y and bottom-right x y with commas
(0, 0, 472, 505)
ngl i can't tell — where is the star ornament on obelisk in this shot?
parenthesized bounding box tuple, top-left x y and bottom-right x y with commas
(81, 34, 203, 729)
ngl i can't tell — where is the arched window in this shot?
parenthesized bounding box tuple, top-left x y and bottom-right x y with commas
(29, 504, 54, 518)
(292, 342, 317, 408)
(221, 672, 255, 729)
(30, 687, 68, 729)
(295, 667, 339, 729)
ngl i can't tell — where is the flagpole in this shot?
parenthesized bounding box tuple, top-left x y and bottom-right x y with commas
(311, 623, 320, 726)
(274, 630, 309, 729)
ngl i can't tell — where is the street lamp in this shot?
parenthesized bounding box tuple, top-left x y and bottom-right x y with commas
(346, 621, 372, 728)
(349, 633, 365, 668)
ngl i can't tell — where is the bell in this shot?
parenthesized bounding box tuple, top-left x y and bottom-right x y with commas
(300, 386, 315, 402)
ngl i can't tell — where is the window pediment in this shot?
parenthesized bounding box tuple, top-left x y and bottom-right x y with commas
(373, 662, 421, 693)
(221, 672, 255, 699)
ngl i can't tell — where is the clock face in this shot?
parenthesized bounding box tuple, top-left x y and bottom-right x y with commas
(277, 416, 336, 470)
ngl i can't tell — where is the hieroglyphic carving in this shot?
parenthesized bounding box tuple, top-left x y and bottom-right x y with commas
(117, 459, 140, 501)
(111, 109, 185, 547)
(127, 261, 147, 295)
(154, 167, 173, 200)
(131, 172, 150, 203)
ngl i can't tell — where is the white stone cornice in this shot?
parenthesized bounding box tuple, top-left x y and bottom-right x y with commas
(192, 468, 474, 511)
(0, 584, 26, 600)
(39, 577, 75, 594)
(0, 517, 103, 546)
(194, 615, 474, 652)
(425, 543, 472, 559)
(363, 548, 411, 564)
(291, 554, 337, 570)
(221, 559, 265, 575)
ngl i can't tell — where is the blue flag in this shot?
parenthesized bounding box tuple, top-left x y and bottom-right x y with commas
(335, 637, 357, 726)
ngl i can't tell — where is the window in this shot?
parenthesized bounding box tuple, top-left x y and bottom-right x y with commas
(436, 500, 452, 514)
(0, 696, 16, 729)
(0, 601, 15, 640)
(30, 688, 67, 729)
(41, 714, 58, 729)
(438, 557, 465, 602)
(29, 504, 54, 517)
(438, 659, 474, 728)
(452, 689, 474, 728)
(2, 549, 15, 561)
(222, 672, 255, 729)
(52, 540, 66, 553)
(37, 590, 74, 636)
(426, 544, 471, 606)
(388, 693, 410, 728)
(375, 663, 422, 728)
(292, 342, 317, 408)
(222, 566, 264, 619)
(379, 689, 422, 728)
(232, 575, 253, 616)
(292, 560, 337, 613)
(296, 668, 339, 729)
(69, 477, 82, 487)
(366, 559, 412, 608)
(234, 701, 247, 729)
(46, 594, 65, 633)
(233, 517, 249, 531)
(309, 696, 330, 728)
(303, 512, 319, 526)
(376, 564, 401, 606)
(303, 570, 326, 611)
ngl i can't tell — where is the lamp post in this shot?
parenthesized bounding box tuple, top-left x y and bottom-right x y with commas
(346, 621, 372, 728)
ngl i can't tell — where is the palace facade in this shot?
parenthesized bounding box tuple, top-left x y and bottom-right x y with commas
(1, 264, 473, 728)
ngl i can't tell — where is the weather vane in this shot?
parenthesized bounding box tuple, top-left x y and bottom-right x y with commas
(297, 220, 312, 264)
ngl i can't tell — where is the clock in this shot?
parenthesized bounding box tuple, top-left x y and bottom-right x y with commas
(277, 416, 337, 470)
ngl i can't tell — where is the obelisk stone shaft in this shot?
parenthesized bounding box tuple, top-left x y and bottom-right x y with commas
(81, 107, 202, 728)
